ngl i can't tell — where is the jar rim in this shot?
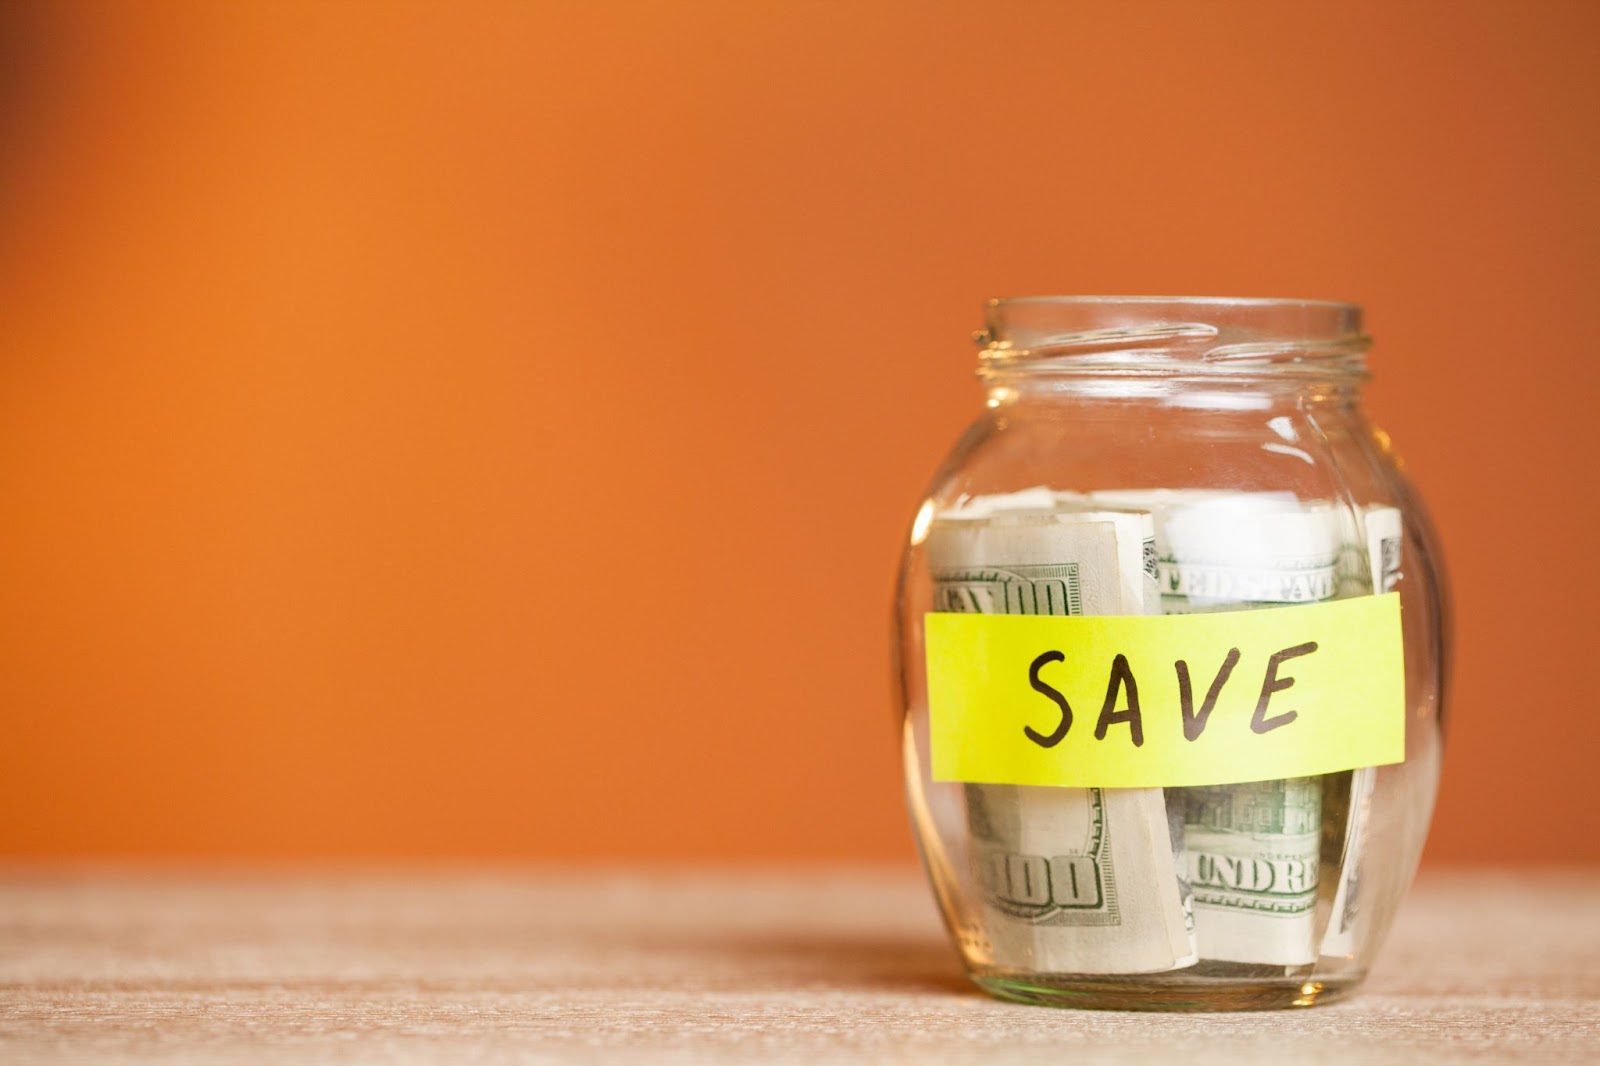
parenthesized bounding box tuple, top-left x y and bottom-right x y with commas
(978, 295, 1370, 380)
(990, 294, 1359, 312)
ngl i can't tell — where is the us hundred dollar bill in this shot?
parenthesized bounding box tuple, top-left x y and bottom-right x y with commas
(1090, 489, 1343, 614)
(1087, 489, 1341, 966)
(926, 502, 1196, 974)
(1321, 503, 1403, 958)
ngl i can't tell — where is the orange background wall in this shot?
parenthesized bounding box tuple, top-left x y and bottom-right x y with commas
(1, 2, 1595, 863)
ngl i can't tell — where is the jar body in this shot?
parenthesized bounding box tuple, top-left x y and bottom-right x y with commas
(894, 298, 1446, 1011)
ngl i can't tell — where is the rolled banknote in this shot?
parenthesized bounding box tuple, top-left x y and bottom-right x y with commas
(1179, 776, 1323, 966)
(1090, 489, 1343, 614)
(926, 503, 1195, 974)
(1088, 489, 1341, 966)
(1320, 504, 1403, 958)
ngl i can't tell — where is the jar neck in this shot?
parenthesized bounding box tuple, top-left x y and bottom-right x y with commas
(976, 296, 1371, 402)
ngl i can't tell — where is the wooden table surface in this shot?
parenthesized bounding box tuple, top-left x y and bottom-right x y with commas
(1, 867, 1596, 1064)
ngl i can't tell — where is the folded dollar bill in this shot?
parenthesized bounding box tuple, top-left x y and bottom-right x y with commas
(926, 500, 1195, 974)
(1083, 488, 1340, 966)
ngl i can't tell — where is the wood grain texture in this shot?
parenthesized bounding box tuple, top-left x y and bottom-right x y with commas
(1, 868, 1596, 1064)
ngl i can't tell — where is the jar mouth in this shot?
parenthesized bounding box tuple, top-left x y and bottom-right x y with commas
(978, 296, 1370, 379)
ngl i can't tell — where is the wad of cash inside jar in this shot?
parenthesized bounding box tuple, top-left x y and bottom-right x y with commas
(925, 487, 1404, 972)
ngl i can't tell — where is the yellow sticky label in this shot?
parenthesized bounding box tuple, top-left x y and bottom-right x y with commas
(926, 594, 1404, 788)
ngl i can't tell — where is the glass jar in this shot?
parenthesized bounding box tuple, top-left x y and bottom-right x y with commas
(893, 296, 1446, 1011)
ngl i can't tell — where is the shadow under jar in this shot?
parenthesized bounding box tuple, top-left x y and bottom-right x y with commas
(894, 296, 1447, 1011)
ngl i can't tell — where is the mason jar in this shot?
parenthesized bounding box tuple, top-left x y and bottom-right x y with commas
(893, 296, 1446, 1011)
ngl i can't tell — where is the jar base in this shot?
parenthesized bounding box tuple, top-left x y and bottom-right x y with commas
(970, 970, 1361, 1012)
